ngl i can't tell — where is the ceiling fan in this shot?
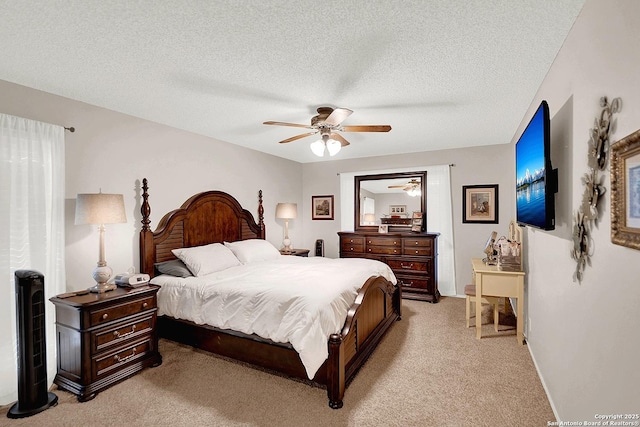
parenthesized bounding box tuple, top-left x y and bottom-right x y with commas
(263, 107, 391, 157)
(388, 178, 421, 197)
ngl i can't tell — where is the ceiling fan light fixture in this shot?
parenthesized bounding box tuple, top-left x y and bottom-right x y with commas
(326, 138, 341, 156)
(407, 187, 421, 197)
(310, 139, 326, 157)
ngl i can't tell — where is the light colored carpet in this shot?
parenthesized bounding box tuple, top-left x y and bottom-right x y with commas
(0, 297, 555, 427)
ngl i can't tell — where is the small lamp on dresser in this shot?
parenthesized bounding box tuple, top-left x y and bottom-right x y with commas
(276, 202, 297, 253)
(75, 191, 127, 293)
(364, 213, 376, 225)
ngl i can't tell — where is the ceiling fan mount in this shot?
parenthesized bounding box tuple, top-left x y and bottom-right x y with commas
(263, 106, 391, 156)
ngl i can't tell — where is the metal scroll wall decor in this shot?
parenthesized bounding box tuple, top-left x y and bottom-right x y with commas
(571, 96, 622, 281)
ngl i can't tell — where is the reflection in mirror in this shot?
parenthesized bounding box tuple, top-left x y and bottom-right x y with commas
(355, 171, 427, 231)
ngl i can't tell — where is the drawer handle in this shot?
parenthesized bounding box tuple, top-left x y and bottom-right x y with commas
(393, 249, 397, 253)
(114, 348, 137, 364)
(113, 325, 136, 339)
(350, 247, 354, 251)
(414, 250, 420, 254)
(142, 302, 148, 309)
(350, 239, 354, 243)
(101, 313, 108, 320)
(393, 241, 397, 245)
(401, 263, 414, 269)
(415, 241, 419, 245)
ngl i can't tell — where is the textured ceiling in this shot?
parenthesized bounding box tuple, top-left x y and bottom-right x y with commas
(0, 1, 585, 163)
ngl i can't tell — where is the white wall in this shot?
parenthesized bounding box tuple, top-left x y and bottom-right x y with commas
(512, 0, 639, 419)
(0, 80, 303, 291)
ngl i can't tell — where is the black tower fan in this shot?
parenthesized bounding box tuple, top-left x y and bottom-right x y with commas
(7, 270, 58, 419)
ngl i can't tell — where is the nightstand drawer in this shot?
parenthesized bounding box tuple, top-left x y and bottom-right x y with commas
(90, 295, 156, 327)
(92, 314, 154, 353)
(93, 338, 152, 380)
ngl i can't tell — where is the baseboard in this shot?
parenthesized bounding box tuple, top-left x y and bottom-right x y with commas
(527, 342, 561, 422)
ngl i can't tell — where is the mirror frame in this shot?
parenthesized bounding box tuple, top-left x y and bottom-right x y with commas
(354, 171, 427, 231)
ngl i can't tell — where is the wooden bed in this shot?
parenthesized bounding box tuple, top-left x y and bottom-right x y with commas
(139, 178, 402, 408)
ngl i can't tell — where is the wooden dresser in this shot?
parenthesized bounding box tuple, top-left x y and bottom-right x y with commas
(50, 285, 162, 401)
(338, 231, 439, 302)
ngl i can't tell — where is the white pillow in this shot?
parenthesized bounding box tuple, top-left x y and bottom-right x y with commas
(224, 239, 281, 264)
(172, 243, 241, 276)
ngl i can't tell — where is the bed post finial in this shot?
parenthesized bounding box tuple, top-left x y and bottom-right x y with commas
(258, 190, 265, 237)
(141, 178, 151, 232)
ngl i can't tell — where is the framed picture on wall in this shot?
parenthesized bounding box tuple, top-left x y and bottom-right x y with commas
(611, 129, 640, 250)
(389, 205, 407, 216)
(312, 195, 334, 220)
(462, 184, 499, 224)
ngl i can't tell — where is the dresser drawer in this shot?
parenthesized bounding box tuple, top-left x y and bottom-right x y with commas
(396, 275, 431, 290)
(341, 242, 364, 253)
(92, 314, 154, 353)
(365, 237, 401, 247)
(89, 295, 156, 327)
(387, 259, 430, 272)
(367, 246, 401, 255)
(93, 338, 152, 380)
(341, 236, 365, 246)
(403, 247, 432, 256)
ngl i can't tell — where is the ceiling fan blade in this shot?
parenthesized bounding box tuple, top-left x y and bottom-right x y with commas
(342, 125, 392, 132)
(324, 108, 353, 126)
(278, 132, 317, 144)
(331, 133, 350, 147)
(264, 121, 313, 129)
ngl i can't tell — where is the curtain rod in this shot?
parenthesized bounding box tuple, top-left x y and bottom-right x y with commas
(65, 127, 75, 132)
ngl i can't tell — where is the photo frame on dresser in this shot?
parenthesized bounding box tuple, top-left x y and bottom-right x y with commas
(462, 184, 499, 224)
(610, 128, 640, 250)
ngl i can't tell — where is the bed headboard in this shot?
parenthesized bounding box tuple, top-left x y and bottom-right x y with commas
(139, 178, 265, 277)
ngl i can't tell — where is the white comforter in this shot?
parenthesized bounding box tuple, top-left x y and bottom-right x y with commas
(150, 256, 396, 379)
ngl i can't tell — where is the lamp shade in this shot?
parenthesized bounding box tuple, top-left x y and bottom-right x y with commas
(364, 213, 376, 223)
(75, 193, 127, 225)
(276, 203, 298, 219)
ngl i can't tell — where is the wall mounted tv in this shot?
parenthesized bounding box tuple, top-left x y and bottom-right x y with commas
(515, 100, 558, 231)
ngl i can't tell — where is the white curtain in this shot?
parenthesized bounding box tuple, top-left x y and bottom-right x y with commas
(339, 164, 456, 297)
(0, 114, 66, 405)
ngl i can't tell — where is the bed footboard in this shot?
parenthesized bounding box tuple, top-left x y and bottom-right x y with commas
(326, 276, 401, 409)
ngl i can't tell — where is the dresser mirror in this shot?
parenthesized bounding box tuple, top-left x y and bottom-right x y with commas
(354, 171, 427, 231)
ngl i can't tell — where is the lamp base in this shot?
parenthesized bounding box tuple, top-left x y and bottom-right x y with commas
(89, 264, 115, 293)
(89, 282, 117, 293)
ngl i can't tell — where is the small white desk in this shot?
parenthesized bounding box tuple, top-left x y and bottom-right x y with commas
(471, 258, 525, 345)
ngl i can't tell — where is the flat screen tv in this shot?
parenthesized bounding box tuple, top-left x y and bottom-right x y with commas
(515, 100, 558, 231)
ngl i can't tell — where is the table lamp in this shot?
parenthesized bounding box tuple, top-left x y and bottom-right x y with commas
(276, 202, 297, 253)
(75, 192, 127, 293)
(364, 213, 376, 224)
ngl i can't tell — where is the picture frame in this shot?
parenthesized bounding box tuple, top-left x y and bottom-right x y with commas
(378, 225, 389, 234)
(312, 195, 334, 220)
(462, 184, 499, 224)
(389, 205, 406, 216)
(411, 211, 424, 232)
(610, 129, 640, 250)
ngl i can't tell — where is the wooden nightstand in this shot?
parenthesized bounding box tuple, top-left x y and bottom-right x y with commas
(50, 285, 162, 401)
(280, 248, 310, 257)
